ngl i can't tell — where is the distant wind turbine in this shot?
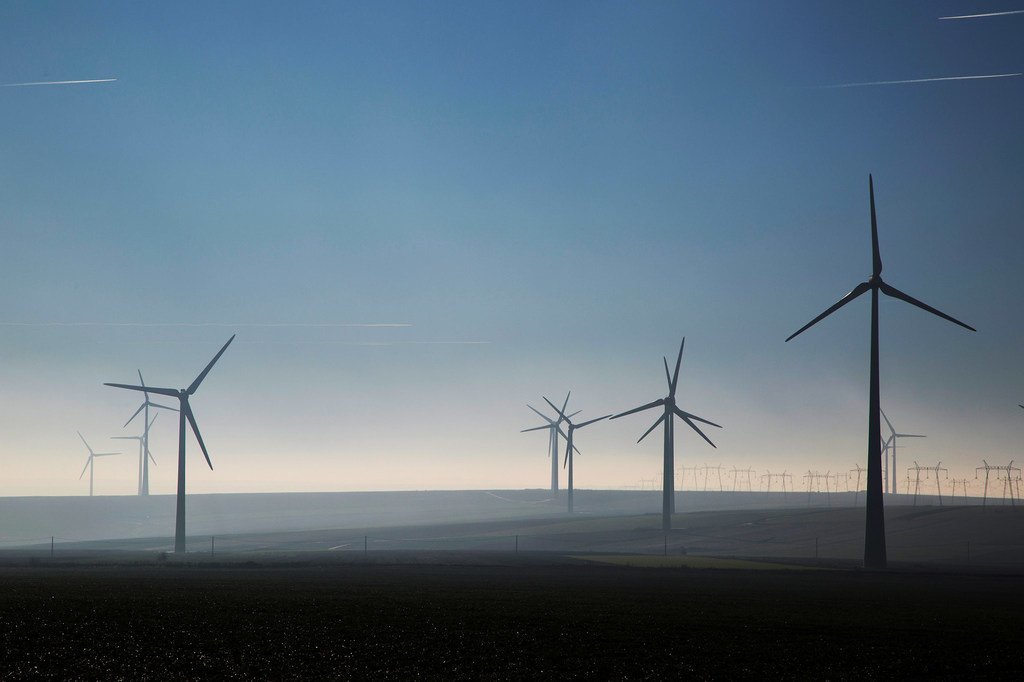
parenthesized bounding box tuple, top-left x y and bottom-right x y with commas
(520, 396, 577, 493)
(543, 397, 609, 513)
(121, 369, 177, 496)
(105, 335, 235, 553)
(786, 176, 974, 569)
(112, 413, 160, 496)
(77, 432, 120, 497)
(610, 338, 721, 531)
(880, 409, 925, 496)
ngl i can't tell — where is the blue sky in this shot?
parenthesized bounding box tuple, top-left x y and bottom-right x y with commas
(1, 1, 1022, 496)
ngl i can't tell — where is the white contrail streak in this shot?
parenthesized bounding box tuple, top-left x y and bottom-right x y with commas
(233, 340, 491, 346)
(1, 78, 117, 88)
(821, 73, 1022, 88)
(0, 322, 411, 328)
(939, 9, 1024, 20)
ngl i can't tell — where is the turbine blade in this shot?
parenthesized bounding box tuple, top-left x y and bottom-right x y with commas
(554, 424, 570, 442)
(560, 391, 571, 416)
(568, 410, 582, 419)
(521, 424, 553, 433)
(148, 412, 159, 430)
(543, 396, 568, 422)
(79, 458, 90, 479)
(149, 402, 179, 412)
(880, 408, 896, 435)
(879, 282, 976, 332)
(92, 452, 121, 457)
(184, 404, 214, 470)
(526, 404, 555, 424)
(895, 433, 926, 438)
(123, 403, 145, 428)
(110, 437, 137, 440)
(785, 281, 871, 342)
(577, 414, 611, 429)
(611, 398, 665, 420)
(671, 338, 685, 397)
(637, 414, 666, 443)
(106, 382, 179, 398)
(77, 431, 93, 454)
(187, 334, 235, 395)
(679, 414, 717, 449)
(674, 406, 722, 429)
(870, 174, 882, 277)
(663, 357, 672, 391)
(562, 442, 582, 468)
(137, 369, 150, 400)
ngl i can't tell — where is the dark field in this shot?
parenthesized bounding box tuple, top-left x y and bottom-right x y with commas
(2, 557, 1022, 678)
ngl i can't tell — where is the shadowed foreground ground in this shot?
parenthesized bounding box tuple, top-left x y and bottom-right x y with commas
(1, 556, 1021, 678)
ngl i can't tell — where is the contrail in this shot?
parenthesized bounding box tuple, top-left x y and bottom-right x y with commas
(2, 78, 117, 88)
(0, 322, 411, 328)
(821, 72, 1022, 88)
(939, 9, 1024, 20)
(227, 340, 491, 346)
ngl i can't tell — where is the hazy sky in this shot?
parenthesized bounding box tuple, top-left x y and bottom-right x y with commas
(2, 1, 1022, 496)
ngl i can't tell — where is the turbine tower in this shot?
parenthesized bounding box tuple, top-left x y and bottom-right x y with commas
(543, 397, 609, 513)
(880, 409, 925, 495)
(786, 176, 974, 569)
(122, 370, 178, 496)
(521, 399, 578, 493)
(610, 338, 721, 531)
(77, 432, 120, 497)
(112, 413, 159, 495)
(105, 335, 235, 553)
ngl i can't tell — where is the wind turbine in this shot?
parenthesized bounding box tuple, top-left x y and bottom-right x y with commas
(786, 176, 974, 569)
(105, 335, 235, 553)
(521, 399, 579, 493)
(543, 397, 609, 513)
(77, 432, 120, 497)
(880, 409, 925, 496)
(112, 413, 160, 495)
(122, 369, 178, 496)
(610, 338, 721, 531)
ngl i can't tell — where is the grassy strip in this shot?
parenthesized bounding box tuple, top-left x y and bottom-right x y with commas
(573, 554, 820, 570)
